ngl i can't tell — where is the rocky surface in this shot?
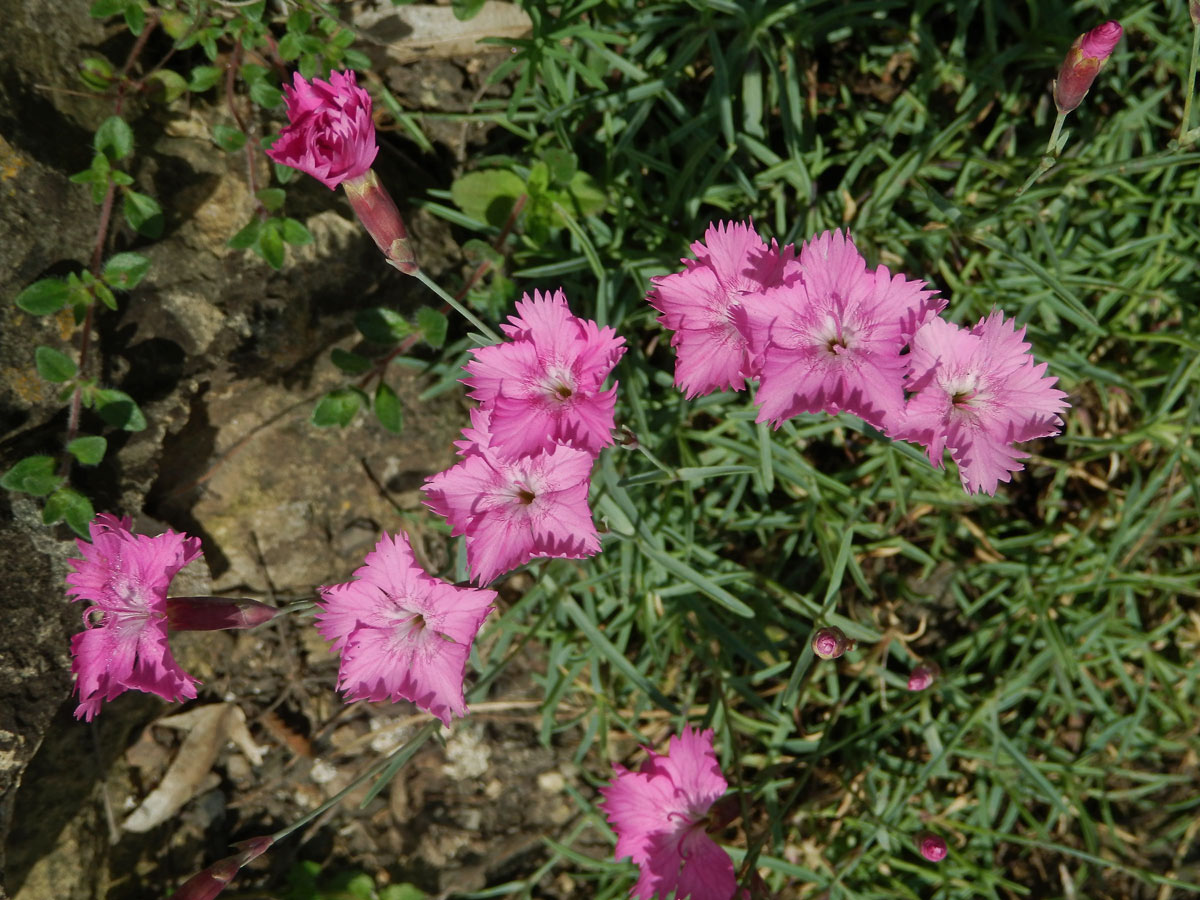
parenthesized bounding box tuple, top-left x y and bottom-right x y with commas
(0, 3, 593, 898)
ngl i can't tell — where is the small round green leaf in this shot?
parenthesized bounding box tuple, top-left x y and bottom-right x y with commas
(188, 65, 222, 92)
(43, 486, 95, 537)
(257, 221, 285, 269)
(416, 308, 448, 349)
(35, 346, 78, 383)
(311, 388, 365, 428)
(102, 252, 151, 290)
(374, 382, 403, 434)
(331, 348, 373, 374)
(94, 388, 147, 431)
(212, 124, 247, 152)
(228, 220, 262, 250)
(256, 188, 286, 212)
(15, 278, 71, 315)
(450, 170, 527, 227)
(281, 218, 313, 245)
(94, 115, 134, 161)
(67, 435, 107, 465)
(355, 307, 412, 344)
(1, 455, 64, 497)
(147, 69, 188, 104)
(123, 190, 164, 238)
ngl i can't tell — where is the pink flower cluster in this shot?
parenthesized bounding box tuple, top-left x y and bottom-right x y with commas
(600, 726, 738, 900)
(424, 289, 626, 584)
(650, 222, 1068, 495)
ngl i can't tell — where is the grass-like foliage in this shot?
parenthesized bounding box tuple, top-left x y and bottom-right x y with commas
(411, 1, 1200, 896)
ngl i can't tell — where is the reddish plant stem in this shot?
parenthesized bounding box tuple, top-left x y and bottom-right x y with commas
(224, 44, 267, 219)
(62, 14, 158, 467)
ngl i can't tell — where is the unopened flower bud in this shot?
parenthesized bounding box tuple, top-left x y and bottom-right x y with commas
(907, 662, 939, 692)
(1053, 21, 1122, 114)
(169, 836, 273, 900)
(811, 626, 850, 660)
(165, 597, 280, 631)
(918, 832, 948, 862)
(1192, 2, 1200, 28)
(343, 170, 419, 275)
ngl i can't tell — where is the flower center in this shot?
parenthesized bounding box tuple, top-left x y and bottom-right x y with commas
(517, 488, 537, 505)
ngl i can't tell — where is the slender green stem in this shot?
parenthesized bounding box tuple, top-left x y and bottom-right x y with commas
(1045, 110, 1068, 156)
(1016, 112, 1070, 198)
(269, 719, 440, 844)
(1182, 24, 1200, 143)
(414, 269, 501, 343)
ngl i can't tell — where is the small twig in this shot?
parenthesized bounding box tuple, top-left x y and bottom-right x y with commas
(225, 44, 267, 218)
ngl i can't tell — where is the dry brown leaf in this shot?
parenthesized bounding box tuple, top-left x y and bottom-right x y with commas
(122, 703, 259, 833)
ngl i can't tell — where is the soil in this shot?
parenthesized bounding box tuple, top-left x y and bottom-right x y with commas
(0, 3, 600, 898)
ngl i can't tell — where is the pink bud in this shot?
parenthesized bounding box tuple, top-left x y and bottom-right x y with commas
(169, 837, 273, 900)
(165, 597, 280, 631)
(918, 832, 948, 862)
(1053, 21, 1122, 114)
(907, 662, 939, 692)
(342, 170, 419, 274)
(1191, 2, 1200, 28)
(811, 626, 851, 660)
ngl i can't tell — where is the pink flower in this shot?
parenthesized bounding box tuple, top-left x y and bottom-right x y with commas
(599, 726, 738, 900)
(894, 312, 1069, 495)
(463, 289, 626, 458)
(66, 514, 204, 721)
(316, 532, 495, 725)
(649, 220, 795, 398)
(1054, 22, 1122, 114)
(423, 426, 600, 585)
(741, 230, 943, 432)
(907, 662, 939, 692)
(266, 70, 378, 190)
(918, 833, 948, 862)
(811, 626, 852, 660)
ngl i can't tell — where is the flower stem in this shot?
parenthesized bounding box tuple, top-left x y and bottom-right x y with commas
(1016, 111, 1069, 199)
(1182, 23, 1200, 143)
(414, 269, 501, 343)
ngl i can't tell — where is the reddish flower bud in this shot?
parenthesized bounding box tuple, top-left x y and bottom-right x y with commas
(918, 832, 948, 862)
(907, 662, 939, 692)
(169, 836, 273, 900)
(165, 597, 280, 631)
(1191, 2, 1200, 28)
(1053, 21, 1122, 114)
(343, 170, 419, 275)
(811, 626, 851, 660)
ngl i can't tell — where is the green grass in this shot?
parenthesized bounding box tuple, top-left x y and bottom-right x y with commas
(387, 0, 1200, 897)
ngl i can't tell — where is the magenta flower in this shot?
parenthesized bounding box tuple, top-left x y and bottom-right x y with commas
(423, 425, 600, 584)
(741, 230, 943, 432)
(907, 662, 939, 692)
(649, 220, 795, 398)
(894, 312, 1069, 495)
(599, 726, 738, 900)
(811, 626, 852, 660)
(265, 70, 378, 190)
(1054, 22, 1123, 114)
(918, 833, 948, 863)
(316, 532, 495, 725)
(66, 514, 204, 721)
(463, 289, 626, 458)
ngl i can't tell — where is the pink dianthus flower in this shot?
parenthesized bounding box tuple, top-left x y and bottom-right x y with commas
(66, 514, 204, 721)
(464, 289, 626, 458)
(423, 420, 600, 585)
(599, 726, 738, 900)
(894, 312, 1069, 495)
(649, 220, 795, 399)
(741, 230, 943, 432)
(266, 70, 378, 190)
(316, 532, 495, 725)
